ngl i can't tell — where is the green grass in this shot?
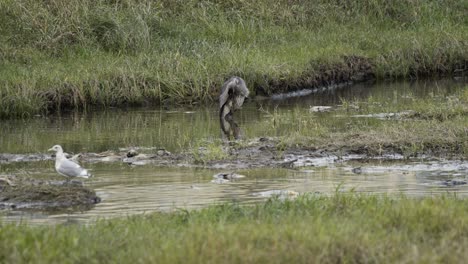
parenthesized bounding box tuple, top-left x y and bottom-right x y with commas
(1, 194, 467, 263)
(255, 87, 468, 157)
(0, 0, 467, 118)
(191, 139, 229, 164)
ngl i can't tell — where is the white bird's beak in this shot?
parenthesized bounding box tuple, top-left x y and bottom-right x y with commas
(48, 148, 54, 152)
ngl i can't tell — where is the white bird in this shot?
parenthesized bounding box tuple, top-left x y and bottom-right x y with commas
(48, 145, 92, 179)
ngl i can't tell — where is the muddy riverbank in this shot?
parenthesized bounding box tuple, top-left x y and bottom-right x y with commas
(0, 175, 100, 210)
(1, 136, 465, 170)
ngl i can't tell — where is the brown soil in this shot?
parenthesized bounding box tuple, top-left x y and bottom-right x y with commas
(0, 176, 101, 210)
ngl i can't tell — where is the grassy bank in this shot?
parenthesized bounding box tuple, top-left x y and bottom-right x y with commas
(1, 194, 467, 263)
(0, 0, 467, 118)
(269, 87, 468, 157)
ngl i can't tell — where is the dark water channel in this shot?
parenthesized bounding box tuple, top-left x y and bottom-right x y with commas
(1, 79, 467, 225)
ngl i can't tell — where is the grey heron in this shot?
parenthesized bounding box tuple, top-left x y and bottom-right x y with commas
(219, 76, 249, 140)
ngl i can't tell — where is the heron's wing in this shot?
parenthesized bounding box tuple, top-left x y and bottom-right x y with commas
(57, 159, 87, 177)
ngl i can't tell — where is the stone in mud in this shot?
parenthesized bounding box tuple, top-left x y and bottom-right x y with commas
(127, 149, 139, 158)
(0, 175, 100, 210)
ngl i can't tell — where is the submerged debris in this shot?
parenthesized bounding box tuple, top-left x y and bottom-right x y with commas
(213, 172, 246, 180)
(440, 179, 467, 186)
(211, 172, 246, 184)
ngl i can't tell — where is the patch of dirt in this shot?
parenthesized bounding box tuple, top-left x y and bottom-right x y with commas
(0, 175, 101, 210)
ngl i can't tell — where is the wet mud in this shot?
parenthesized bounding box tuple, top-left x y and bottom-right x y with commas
(1, 137, 464, 170)
(0, 175, 100, 210)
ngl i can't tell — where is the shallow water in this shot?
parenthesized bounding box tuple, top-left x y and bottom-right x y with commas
(2, 159, 467, 225)
(1, 79, 464, 154)
(1, 79, 467, 225)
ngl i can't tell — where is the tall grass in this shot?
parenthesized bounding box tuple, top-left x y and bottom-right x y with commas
(0, 0, 467, 118)
(1, 194, 467, 263)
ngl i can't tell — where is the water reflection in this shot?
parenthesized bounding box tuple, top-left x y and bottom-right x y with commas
(220, 111, 244, 141)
